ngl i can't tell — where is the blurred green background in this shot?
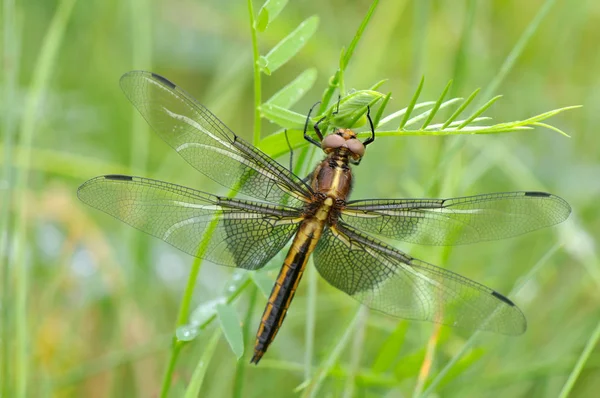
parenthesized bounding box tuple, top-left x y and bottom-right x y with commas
(2, 0, 599, 397)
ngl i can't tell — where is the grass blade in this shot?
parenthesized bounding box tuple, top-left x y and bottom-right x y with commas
(265, 68, 317, 108)
(183, 328, 222, 398)
(421, 80, 453, 129)
(12, 1, 78, 396)
(441, 88, 480, 129)
(261, 15, 319, 75)
(256, 0, 289, 32)
(319, 0, 380, 114)
(399, 75, 425, 129)
(456, 95, 502, 130)
(217, 303, 244, 359)
(373, 92, 391, 128)
(558, 318, 600, 398)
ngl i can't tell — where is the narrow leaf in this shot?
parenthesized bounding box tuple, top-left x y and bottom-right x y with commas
(379, 101, 435, 126)
(258, 128, 305, 159)
(260, 103, 307, 128)
(426, 117, 491, 130)
(340, 0, 380, 69)
(251, 272, 274, 299)
(256, 0, 289, 32)
(403, 98, 463, 128)
(217, 303, 244, 359)
(531, 122, 570, 137)
(369, 79, 388, 91)
(421, 80, 452, 129)
(262, 15, 319, 75)
(441, 88, 480, 129)
(265, 68, 317, 108)
(184, 328, 222, 398)
(373, 92, 391, 128)
(372, 321, 408, 373)
(399, 75, 425, 130)
(319, 0, 380, 113)
(456, 95, 502, 130)
(327, 90, 385, 128)
(346, 96, 383, 128)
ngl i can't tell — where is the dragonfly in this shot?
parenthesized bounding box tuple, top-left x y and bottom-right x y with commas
(78, 71, 571, 364)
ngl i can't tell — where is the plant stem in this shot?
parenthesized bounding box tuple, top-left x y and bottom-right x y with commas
(1, 0, 18, 395)
(12, 1, 77, 396)
(248, 0, 262, 145)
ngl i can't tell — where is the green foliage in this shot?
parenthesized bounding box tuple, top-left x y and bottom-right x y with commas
(3, 0, 598, 397)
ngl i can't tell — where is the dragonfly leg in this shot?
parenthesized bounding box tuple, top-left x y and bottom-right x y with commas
(304, 101, 322, 147)
(362, 105, 375, 147)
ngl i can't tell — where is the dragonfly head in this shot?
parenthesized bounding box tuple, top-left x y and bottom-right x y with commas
(322, 128, 365, 161)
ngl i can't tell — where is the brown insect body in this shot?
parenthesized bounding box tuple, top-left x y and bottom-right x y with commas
(251, 129, 365, 364)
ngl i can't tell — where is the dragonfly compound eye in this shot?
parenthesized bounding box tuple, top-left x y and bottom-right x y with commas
(322, 133, 346, 149)
(346, 138, 365, 157)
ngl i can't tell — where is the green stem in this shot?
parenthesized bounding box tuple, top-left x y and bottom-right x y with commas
(248, 0, 262, 146)
(477, 0, 557, 105)
(12, 1, 77, 396)
(558, 318, 600, 398)
(319, 0, 380, 114)
(159, 255, 205, 398)
(1, 0, 17, 395)
(233, 285, 257, 398)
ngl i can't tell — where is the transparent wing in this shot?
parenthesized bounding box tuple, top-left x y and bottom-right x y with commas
(78, 175, 303, 269)
(313, 222, 526, 335)
(119, 71, 311, 206)
(342, 191, 571, 245)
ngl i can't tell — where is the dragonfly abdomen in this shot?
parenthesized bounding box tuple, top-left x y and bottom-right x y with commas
(251, 218, 326, 364)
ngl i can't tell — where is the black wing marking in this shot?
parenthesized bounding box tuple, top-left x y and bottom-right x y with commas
(313, 222, 526, 335)
(342, 191, 570, 245)
(78, 175, 303, 269)
(119, 71, 312, 206)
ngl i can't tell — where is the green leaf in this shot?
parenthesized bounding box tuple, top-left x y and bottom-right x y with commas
(216, 303, 244, 359)
(369, 79, 388, 91)
(421, 80, 453, 129)
(373, 92, 391, 128)
(371, 321, 409, 373)
(319, 0, 380, 114)
(340, 0, 380, 70)
(189, 298, 225, 328)
(260, 103, 307, 128)
(258, 128, 305, 159)
(256, 0, 288, 32)
(258, 56, 270, 76)
(261, 15, 319, 75)
(265, 68, 317, 108)
(184, 328, 222, 398)
(251, 271, 274, 299)
(429, 347, 485, 390)
(399, 75, 425, 129)
(441, 88, 480, 129)
(456, 95, 503, 130)
(403, 98, 463, 129)
(379, 101, 435, 127)
(326, 90, 385, 128)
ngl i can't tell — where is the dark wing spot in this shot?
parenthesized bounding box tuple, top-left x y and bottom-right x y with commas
(525, 191, 551, 197)
(151, 73, 176, 89)
(104, 174, 133, 181)
(491, 290, 516, 306)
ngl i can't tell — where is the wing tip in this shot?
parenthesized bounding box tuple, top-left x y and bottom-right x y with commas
(151, 72, 176, 89)
(491, 290, 516, 306)
(104, 174, 134, 181)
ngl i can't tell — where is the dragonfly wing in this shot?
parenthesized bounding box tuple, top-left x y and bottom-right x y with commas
(342, 191, 570, 245)
(120, 71, 311, 206)
(78, 175, 303, 269)
(313, 222, 526, 335)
